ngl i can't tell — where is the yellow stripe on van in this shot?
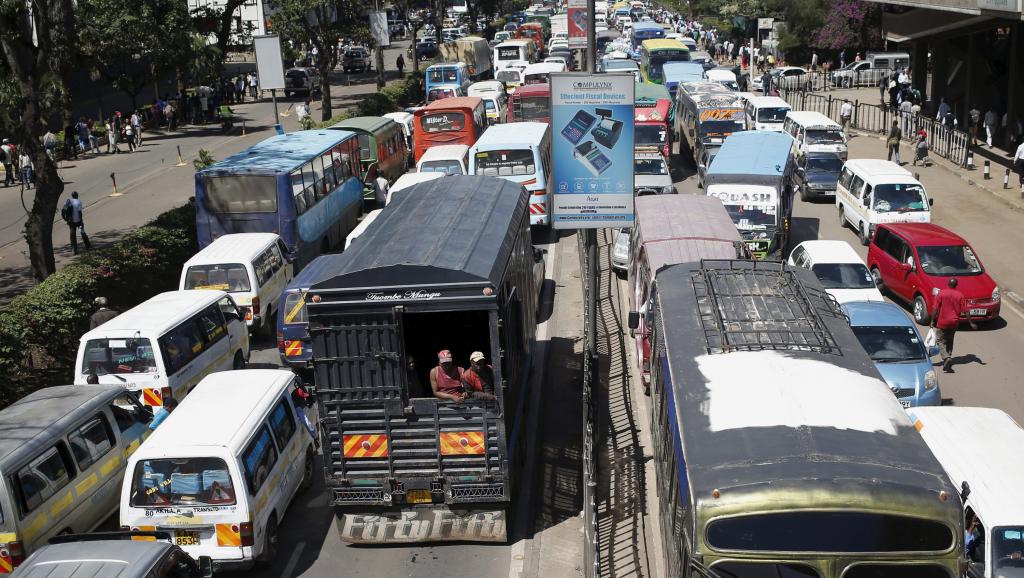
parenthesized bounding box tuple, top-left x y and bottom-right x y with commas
(123, 438, 140, 458)
(20, 514, 47, 543)
(0, 532, 15, 543)
(254, 492, 268, 516)
(48, 492, 74, 517)
(100, 455, 121, 476)
(75, 472, 99, 495)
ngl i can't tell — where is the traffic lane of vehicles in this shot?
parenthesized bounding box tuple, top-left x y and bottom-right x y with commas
(672, 143, 1024, 425)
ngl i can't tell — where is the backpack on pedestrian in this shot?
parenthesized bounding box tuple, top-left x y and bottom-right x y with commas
(60, 199, 72, 223)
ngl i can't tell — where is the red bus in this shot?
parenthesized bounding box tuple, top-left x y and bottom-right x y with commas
(516, 23, 544, 55)
(634, 98, 672, 158)
(413, 96, 487, 163)
(506, 83, 550, 124)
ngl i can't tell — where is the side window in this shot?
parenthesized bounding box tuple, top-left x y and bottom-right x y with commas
(849, 174, 865, 199)
(886, 237, 908, 262)
(320, 152, 336, 192)
(863, 184, 872, 206)
(790, 246, 806, 267)
(289, 169, 306, 214)
(218, 296, 239, 320)
(242, 425, 278, 494)
(67, 415, 115, 471)
(196, 305, 226, 344)
(872, 227, 890, 251)
(110, 393, 148, 432)
(254, 250, 273, 286)
(268, 399, 297, 451)
(159, 320, 207, 375)
(839, 168, 854, 191)
(16, 445, 73, 515)
(268, 243, 284, 275)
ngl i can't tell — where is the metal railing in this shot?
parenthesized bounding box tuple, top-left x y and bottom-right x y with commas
(578, 231, 600, 578)
(778, 88, 971, 166)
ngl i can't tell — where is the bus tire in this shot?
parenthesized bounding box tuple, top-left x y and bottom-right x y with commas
(299, 447, 315, 493)
(257, 514, 279, 565)
(233, 351, 245, 370)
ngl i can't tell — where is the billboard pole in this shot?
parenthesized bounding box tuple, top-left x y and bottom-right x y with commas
(585, 0, 597, 359)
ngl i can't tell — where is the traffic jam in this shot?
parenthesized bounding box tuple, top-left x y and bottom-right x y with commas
(0, 0, 1016, 576)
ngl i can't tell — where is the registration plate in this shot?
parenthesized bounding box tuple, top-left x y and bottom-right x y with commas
(406, 489, 433, 504)
(969, 308, 987, 316)
(900, 400, 912, 408)
(174, 530, 200, 546)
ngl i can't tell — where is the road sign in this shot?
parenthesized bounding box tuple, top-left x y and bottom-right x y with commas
(551, 73, 635, 229)
(757, 17, 774, 29)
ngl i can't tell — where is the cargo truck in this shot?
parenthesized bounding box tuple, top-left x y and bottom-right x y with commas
(440, 36, 493, 80)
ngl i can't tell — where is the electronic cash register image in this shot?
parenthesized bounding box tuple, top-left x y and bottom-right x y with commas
(572, 141, 613, 176)
(559, 107, 624, 175)
(590, 107, 623, 148)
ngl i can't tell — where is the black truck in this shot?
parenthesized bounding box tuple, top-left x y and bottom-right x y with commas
(305, 175, 542, 543)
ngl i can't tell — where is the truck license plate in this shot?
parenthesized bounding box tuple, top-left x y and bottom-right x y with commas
(900, 400, 912, 408)
(969, 308, 987, 316)
(174, 530, 200, 546)
(406, 490, 432, 504)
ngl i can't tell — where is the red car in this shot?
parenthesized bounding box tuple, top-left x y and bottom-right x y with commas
(867, 223, 1000, 325)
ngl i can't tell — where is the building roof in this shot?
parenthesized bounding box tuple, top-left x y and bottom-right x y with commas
(308, 175, 528, 292)
(880, 222, 964, 246)
(182, 233, 280, 268)
(635, 195, 741, 272)
(0, 385, 125, 468)
(137, 369, 293, 452)
(80, 290, 226, 339)
(17, 540, 173, 576)
(654, 260, 958, 506)
(201, 130, 354, 175)
(910, 406, 1024, 529)
(707, 131, 794, 178)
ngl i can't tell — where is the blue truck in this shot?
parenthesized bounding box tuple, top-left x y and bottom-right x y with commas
(704, 131, 797, 259)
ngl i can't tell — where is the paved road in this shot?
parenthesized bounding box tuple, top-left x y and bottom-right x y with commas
(0, 40, 415, 301)
(671, 130, 1024, 424)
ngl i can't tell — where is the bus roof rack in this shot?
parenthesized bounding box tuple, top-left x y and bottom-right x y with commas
(693, 259, 844, 355)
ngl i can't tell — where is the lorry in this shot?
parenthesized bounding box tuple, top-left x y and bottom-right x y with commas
(305, 175, 543, 543)
(675, 80, 746, 162)
(704, 131, 796, 259)
(440, 36, 493, 80)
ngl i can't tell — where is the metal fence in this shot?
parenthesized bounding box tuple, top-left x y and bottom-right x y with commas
(578, 232, 600, 578)
(767, 69, 893, 92)
(778, 88, 971, 166)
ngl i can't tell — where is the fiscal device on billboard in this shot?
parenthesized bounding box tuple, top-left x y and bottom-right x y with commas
(561, 109, 597, 145)
(591, 108, 623, 148)
(573, 141, 612, 176)
(253, 35, 286, 90)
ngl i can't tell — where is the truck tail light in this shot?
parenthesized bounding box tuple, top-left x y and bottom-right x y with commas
(239, 522, 254, 547)
(277, 333, 285, 353)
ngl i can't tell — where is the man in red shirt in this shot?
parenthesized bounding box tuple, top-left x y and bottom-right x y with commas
(462, 351, 495, 401)
(930, 278, 977, 373)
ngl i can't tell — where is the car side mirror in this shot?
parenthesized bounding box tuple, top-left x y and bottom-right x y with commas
(199, 555, 214, 578)
(929, 198, 934, 206)
(627, 310, 639, 330)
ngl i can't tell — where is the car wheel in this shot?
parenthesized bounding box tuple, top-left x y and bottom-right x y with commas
(858, 223, 871, 246)
(257, 515, 279, 565)
(870, 266, 884, 292)
(284, 91, 291, 98)
(838, 205, 847, 229)
(913, 295, 931, 326)
(233, 351, 245, 370)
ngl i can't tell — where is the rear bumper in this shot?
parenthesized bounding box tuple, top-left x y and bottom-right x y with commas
(337, 504, 508, 544)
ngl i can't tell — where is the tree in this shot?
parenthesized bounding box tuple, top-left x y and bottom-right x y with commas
(189, 0, 249, 77)
(0, 0, 76, 281)
(811, 0, 882, 51)
(269, 0, 362, 121)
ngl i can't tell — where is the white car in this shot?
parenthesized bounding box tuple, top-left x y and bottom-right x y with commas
(751, 66, 809, 92)
(544, 56, 567, 66)
(787, 240, 884, 304)
(634, 152, 674, 195)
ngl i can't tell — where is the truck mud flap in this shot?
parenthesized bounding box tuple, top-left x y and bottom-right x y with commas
(338, 506, 507, 544)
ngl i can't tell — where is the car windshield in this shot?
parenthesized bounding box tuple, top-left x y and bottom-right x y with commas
(82, 338, 158, 375)
(419, 160, 465, 175)
(852, 325, 927, 362)
(805, 156, 844, 173)
(757, 107, 790, 123)
(183, 263, 251, 292)
(722, 203, 777, 229)
(636, 125, 668, 146)
(811, 263, 875, 289)
(634, 158, 668, 175)
(993, 527, 1024, 571)
(496, 70, 522, 83)
(130, 457, 237, 507)
(917, 244, 984, 276)
(872, 183, 928, 212)
(518, 96, 549, 121)
(806, 129, 845, 145)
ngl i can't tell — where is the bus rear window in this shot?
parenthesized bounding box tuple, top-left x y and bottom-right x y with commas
(518, 97, 549, 121)
(184, 264, 251, 292)
(130, 457, 236, 507)
(83, 338, 157, 375)
(707, 512, 954, 552)
(203, 175, 278, 214)
(422, 113, 466, 133)
(475, 150, 536, 177)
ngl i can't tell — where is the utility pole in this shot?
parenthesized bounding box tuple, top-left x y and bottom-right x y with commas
(585, 0, 597, 381)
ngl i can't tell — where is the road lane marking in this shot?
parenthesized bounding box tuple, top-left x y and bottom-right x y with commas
(281, 541, 305, 578)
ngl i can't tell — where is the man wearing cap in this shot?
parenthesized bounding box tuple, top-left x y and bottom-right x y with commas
(430, 349, 465, 403)
(462, 351, 495, 401)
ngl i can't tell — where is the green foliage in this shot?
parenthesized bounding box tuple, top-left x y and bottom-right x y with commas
(193, 149, 216, 171)
(0, 201, 198, 409)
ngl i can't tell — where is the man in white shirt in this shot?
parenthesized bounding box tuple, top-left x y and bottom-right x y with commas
(840, 100, 853, 132)
(1014, 140, 1024, 191)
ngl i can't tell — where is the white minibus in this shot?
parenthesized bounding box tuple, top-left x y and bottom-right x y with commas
(522, 62, 565, 85)
(416, 144, 471, 175)
(120, 370, 316, 570)
(783, 110, 848, 159)
(469, 121, 551, 226)
(75, 290, 250, 408)
(743, 95, 791, 132)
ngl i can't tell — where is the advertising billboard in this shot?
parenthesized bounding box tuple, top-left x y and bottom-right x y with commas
(253, 35, 286, 90)
(567, 0, 588, 49)
(551, 73, 634, 229)
(370, 11, 390, 47)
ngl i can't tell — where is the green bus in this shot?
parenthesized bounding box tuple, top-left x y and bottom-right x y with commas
(639, 38, 690, 85)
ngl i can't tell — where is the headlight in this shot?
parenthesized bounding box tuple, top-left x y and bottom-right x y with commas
(662, 185, 675, 194)
(924, 370, 937, 390)
(993, 286, 1001, 301)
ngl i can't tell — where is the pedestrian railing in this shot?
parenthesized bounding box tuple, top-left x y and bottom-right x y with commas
(778, 88, 971, 167)
(577, 232, 600, 578)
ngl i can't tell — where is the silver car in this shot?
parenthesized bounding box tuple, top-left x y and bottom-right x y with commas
(634, 152, 674, 195)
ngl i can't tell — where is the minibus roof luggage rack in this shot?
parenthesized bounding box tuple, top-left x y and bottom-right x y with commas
(693, 259, 843, 355)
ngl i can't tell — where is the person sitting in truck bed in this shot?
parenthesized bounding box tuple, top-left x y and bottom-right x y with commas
(462, 351, 495, 401)
(430, 349, 466, 403)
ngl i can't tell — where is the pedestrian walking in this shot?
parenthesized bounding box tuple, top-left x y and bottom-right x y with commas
(984, 108, 998, 147)
(396, 53, 405, 76)
(125, 122, 135, 152)
(249, 73, 258, 99)
(61, 191, 92, 255)
(296, 100, 313, 130)
(811, 51, 818, 72)
(878, 75, 887, 106)
(930, 278, 976, 373)
(968, 106, 981, 146)
(900, 98, 913, 135)
(89, 296, 119, 329)
(0, 140, 14, 187)
(936, 98, 950, 124)
(18, 151, 32, 189)
(75, 117, 89, 154)
(130, 111, 142, 148)
(63, 122, 77, 159)
(235, 76, 245, 103)
(164, 101, 176, 131)
(111, 112, 122, 154)
(886, 120, 902, 164)
(840, 99, 853, 132)
(42, 130, 56, 160)
(761, 71, 771, 96)
(1014, 139, 1024, 191)
(839, 49, 846, 69)
(105, 119, 116, 153)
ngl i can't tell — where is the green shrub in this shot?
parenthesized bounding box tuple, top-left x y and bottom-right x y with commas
(0, 200, 197, 408)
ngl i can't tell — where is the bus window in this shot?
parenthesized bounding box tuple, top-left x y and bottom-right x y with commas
(203, 175, 278, 213)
